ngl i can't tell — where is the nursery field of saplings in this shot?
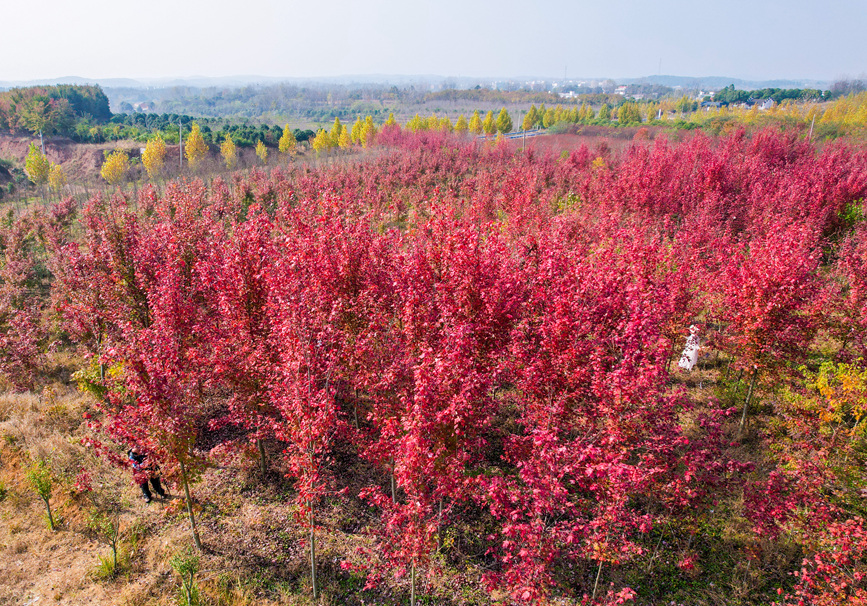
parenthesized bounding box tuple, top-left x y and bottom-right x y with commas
(1, 125, 867, 606)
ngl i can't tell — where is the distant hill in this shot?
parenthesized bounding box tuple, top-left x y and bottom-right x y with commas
(622, 75, 832, 90)
(0, 74, 836, 94)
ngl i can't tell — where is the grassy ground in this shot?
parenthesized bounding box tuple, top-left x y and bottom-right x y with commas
(0, 346, 801, 606)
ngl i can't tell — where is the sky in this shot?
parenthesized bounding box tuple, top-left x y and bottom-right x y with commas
(2, 0, 865, 83)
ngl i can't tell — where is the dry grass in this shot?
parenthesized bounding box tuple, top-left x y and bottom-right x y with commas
(0, 344, 810, 606)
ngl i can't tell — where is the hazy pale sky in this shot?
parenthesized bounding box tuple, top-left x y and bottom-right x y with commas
(2, 0, 865, 82)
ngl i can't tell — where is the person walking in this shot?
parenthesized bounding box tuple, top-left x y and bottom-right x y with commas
(128, 447, 167, 503)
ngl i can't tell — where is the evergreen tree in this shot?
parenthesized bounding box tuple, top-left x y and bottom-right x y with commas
(496, 108, 513, 134)
(536, 103, 547, 128)
(482, 110, 496, 136)
(522, 105, 538, 131)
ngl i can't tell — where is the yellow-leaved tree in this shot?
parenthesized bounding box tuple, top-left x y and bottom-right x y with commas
(221, 136, 237, 169)
(48, 164, 66, 192)
(25, 143, 51, 186)
(496, 108, 513, 134)
(361, 116, 377, 148)
(406, 114, 425, 132)
(329, 117, 344, 148)
(351, 117, 364, 144)
(468, 110, 482, 135)
(279, 125, 296, 155)
(455, 114, 468, 135)
(101, 150, 129, 185)
(185, 123, 208, 169)
(255, 141, 268, 165)
(338, 128, 352, 150)
(142, 134, 167, 180)
(482, 110, 496, 136)
(522, 105, 538, 131)
(312, 129, 331, 155)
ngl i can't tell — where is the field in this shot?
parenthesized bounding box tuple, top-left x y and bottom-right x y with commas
(1, 124, 866, 606)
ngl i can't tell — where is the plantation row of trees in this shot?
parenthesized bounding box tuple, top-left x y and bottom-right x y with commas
(711, 84, 827, 105)
(3, 127, 867, 604)
(64, 112, 317, 148)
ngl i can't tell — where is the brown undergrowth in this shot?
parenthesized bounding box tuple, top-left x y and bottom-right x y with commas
(0, 355, 490, 606)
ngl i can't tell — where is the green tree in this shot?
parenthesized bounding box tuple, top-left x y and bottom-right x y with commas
(675, 95, 697, 114)
(87, 508, 122, 577)
(100, 150, 130, 185)
(24, 143, 50, 186)
(536, 103, 547, 128)
(598, 104, 612, 121)
(171, 548, 200, 606)
(542, 107, 556, 128)
(27, 460, 55, 530)
(278, 124, 297, 155)
(221, 135, 237, 169)
(453, 114, 468, 136)
(185, 123, 208, 169)
(496, 107, 513, 134)
(522, 105, 538, 131)
(481, 110, 496, 136)
(17, 96, 70, 153)
(617, 102, 642, 124)
(142, 134, 167, 179)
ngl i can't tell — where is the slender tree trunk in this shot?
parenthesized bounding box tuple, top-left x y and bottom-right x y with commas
(43, 497, 55, 530)
(410, 559, 417, 606)
(310, 503, 318, 600)
(739, 369, 759, 436)
(179, 458, 203, 551)
(591, 559, 603, 602)
(437, 498, 443, 552)
(256, 437, 267, 476)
